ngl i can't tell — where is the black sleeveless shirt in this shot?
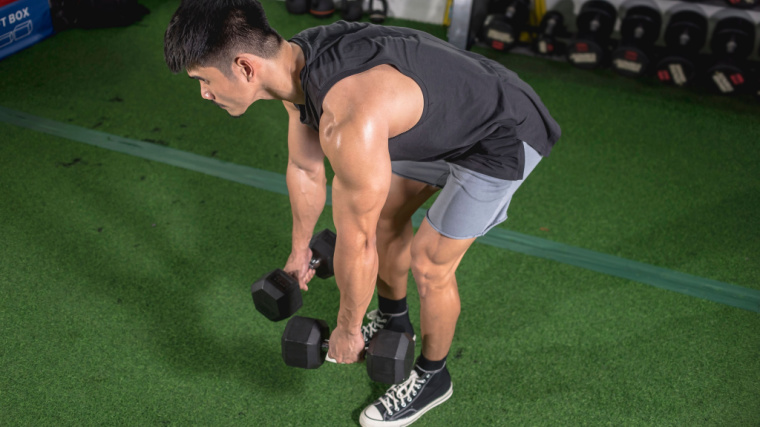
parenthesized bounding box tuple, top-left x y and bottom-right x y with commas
(290, 21, 561, 180)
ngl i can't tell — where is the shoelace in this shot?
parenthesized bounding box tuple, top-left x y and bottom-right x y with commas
(361, 309, 388, 342)
(378, 370, 427, 416)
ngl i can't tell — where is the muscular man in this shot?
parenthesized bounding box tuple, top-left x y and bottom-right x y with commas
(164, 1, 560, 425)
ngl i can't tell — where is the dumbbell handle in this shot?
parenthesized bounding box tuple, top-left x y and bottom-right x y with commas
(316, 338, 368, 352)
(277, 257, 321, 283)
(280, 256, 320, 279)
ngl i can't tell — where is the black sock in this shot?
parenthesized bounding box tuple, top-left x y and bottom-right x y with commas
(417, 353, 447, 372)
(378, 295, 407, 314)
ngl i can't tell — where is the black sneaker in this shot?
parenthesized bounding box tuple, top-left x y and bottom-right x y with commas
(361, 309, 416, 344)
(359, 364, 453, 427)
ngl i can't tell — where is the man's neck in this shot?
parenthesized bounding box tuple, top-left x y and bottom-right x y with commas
(283, 42, 306, 105)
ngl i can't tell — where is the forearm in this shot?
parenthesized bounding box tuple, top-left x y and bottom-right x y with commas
(286, 160, 327, 250)
(334, 233, 378, 331)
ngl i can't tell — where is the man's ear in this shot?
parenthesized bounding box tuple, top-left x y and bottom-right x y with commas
(234, 55, 257, 81)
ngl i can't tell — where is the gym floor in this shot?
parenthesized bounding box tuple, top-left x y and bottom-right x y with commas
(1, 0, 759, 425)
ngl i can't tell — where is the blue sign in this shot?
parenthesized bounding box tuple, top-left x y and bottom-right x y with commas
(0, 0, 54, 61)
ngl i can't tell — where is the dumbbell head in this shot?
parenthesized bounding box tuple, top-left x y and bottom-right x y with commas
(341, 0, 362, 21)
(309, 229, 336, 279)
(568, 0, 617, 69)
(282, 316, 329, 369)
(664, 10, 708, 53)
(285, 0, 309, 14)
(534, 11, 566, 55)
(369, 0, 388, 24)
(567, 40, 607, 69)
(707, 61, 749, 94)
(655, 56, 699, 86)
(482, 0, 530, 52)
(655, 8, 707, 86)
(483, 15, 518, 51)
(710, 16, 756, 59)
(611, 46, 653, 77)
(366, 329, 415, 384)
(611, 4, 661, 78)
(310, 0, 335, 18)
(620, 5, 662, 46)
(251, 269, 302, 322)
(576, 0, 617, 39)
(538, 11, 565, 36)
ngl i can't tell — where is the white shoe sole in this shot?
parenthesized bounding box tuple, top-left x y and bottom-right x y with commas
(358, 383, 453, 427)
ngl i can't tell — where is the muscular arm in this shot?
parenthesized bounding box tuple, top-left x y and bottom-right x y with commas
(283, 101, 327, 289)
(319, 84, 393, 353)
(292, 65, 421, 363)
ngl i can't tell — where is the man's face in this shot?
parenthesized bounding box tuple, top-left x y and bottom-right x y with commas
(187, 65, 252, 117)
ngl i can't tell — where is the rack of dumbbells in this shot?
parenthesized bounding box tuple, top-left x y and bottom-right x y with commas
(477, 0, 760, 100)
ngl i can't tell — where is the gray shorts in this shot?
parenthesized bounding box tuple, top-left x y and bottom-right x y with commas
(391, 141, 542, 239)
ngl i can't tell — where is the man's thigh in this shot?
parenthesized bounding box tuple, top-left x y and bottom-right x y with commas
(379, 174, 439, 227)
(391, 141, 542, 239)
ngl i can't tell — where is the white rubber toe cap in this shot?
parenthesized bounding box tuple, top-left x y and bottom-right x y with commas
(359, 405, 383, 426)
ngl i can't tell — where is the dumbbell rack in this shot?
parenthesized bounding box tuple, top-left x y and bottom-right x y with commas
(466, 0, 760, 98)
(550, 0, 760, 60)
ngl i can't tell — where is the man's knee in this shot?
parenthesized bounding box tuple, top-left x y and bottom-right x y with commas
(410, 247, 455, 298)
(409, 220, 475, 298)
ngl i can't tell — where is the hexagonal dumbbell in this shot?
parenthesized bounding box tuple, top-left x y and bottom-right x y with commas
(611, 1, 662, 78)
(250, 229, 336, 321)
(567, 0, 618, 69)
(281, 316, 415, 384)
(655, 8, 708, 87)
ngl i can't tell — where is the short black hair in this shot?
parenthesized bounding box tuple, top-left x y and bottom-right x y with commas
(164, 0, 284, 75)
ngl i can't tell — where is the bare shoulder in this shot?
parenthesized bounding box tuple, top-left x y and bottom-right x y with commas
(321, 65, 424, 139)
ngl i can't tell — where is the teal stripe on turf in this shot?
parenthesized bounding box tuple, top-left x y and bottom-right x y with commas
(475, 229, 760, 312)
(2, 105, 759, 313)
(0, 106, 292, 199)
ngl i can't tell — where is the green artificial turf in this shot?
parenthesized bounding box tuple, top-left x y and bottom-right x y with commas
(1, 1, 759, 425)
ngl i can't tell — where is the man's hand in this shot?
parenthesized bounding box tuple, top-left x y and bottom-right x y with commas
(327, 325, 365, 364)
(284, 247, 316, 291)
